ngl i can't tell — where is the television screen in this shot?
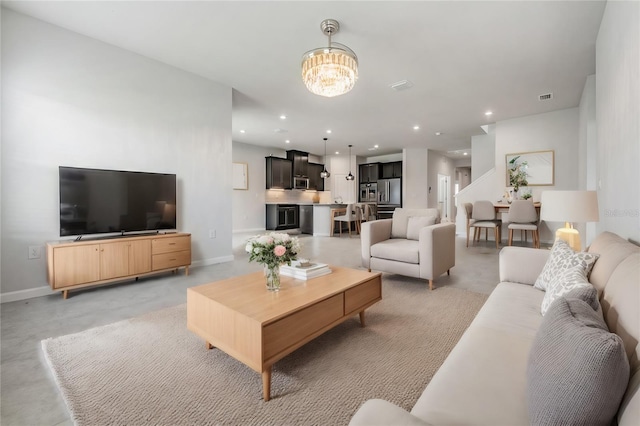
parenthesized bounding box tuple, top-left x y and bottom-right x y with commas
(59, 166, 177, 237)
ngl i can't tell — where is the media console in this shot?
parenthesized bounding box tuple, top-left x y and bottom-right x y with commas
(46, 233, 191, 299)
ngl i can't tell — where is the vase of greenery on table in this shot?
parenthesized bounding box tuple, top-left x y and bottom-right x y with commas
(245, 233, 300, 291)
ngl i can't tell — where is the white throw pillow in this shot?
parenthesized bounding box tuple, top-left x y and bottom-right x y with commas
(534, 239, 599, 291)
(406, 216, 436, 240)
(540, 266, 595, 315)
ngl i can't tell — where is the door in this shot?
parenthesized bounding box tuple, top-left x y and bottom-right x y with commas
(53, 244, 100, 288)
(129, 239, 151, 275)
(100, 241, 130, 280)
(438, 174, 451, 220)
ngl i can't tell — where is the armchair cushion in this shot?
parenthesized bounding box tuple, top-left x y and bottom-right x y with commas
(391, 208, 440, 239)
(407, 216, 437, 240)
(370, 239, 420, 264)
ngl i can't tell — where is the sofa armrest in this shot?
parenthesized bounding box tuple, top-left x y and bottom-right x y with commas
(499, 246, 550, 285)
(361, 219, 392, 269)
(349, 399, 433, 426)
(419, 223, 456, 280)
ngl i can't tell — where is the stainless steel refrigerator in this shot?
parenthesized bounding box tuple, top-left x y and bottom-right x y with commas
(377, 178, 401, 218)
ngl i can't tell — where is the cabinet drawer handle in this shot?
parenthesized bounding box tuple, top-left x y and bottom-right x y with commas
(169, 258, 176, 261)
(168, 243, 176, 245)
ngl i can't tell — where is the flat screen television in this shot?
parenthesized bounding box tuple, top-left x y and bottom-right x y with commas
(59, 166, 177, 237)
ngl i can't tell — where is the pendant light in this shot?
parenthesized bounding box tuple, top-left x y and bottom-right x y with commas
(345, 145, 355, 181)
(320, 138, 331, 178)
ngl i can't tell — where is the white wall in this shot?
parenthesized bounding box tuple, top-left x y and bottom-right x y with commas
(232, 142, 274, 232)
(578, 74, 597, 245)
(471, 126, 495, 181)
(402, 148, 429, 208)
(595, 1, 640, 243)
(1, 10, 233, 296)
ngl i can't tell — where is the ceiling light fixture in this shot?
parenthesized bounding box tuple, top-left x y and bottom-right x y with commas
(285, 140, 290, 144)
(435, 132, 442, 136)
(345, 144, 355, 181)
(326, 129, 332, 134)
(320, 138, 331, 178)
(240, 130, 246, 133)
(463, 152, 468, 156)
(485, 111, 493, 116)
(302, 19, 358, 98)
(413, 125, 420, 130)
(280, 115, 287, 120)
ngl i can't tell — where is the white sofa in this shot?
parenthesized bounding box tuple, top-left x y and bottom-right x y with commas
(350, 231, 640, 425)
(360, 208, 456, 290)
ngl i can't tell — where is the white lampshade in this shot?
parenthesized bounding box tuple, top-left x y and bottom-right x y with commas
(540, 191, 599, 223)
(540, 190, 599, 251)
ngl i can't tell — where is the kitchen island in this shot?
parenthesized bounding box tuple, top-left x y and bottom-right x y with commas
(312, 204, 347, 236)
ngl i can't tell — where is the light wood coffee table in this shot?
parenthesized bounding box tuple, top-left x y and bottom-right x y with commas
(186, 266, 382, 401)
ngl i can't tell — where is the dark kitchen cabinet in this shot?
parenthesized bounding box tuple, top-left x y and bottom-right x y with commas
(266, 157, 293, 189)
(359, 163, 379, 183)
(266, 204, 299, 230)
(286, 150, 309, 177)
(381, 161, 402, 178)
(308, 163, 325, 191)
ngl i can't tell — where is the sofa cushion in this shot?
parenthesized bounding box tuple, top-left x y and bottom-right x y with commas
(391, 208, 439, 239)
(587, 231, 640, 295)
(540, 265, 597, 315)
(527, 296, 630, 426)
(534, 239, 599, 291)
(406, 216, 436, 240)
(370, 239, 419, 264)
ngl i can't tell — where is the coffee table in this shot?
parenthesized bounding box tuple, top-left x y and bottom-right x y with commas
(186, 266, 382, 401)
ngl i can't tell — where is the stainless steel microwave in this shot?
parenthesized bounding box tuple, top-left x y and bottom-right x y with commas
(293, 176, 309, 190)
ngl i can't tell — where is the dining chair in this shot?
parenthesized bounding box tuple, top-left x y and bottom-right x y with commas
(471, 200, 501, 249)
(464, 202, 476, 248)
(507, 200, 540, 248)
(333, 203, 359, 237)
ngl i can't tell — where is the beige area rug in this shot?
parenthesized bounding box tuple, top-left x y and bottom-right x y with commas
(42, 278, 487, 425)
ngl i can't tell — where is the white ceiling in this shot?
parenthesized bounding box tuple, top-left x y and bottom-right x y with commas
(3, 1, 606, 159)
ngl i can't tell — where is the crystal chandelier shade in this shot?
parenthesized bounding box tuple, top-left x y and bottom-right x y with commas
(302, 19, 358, 98)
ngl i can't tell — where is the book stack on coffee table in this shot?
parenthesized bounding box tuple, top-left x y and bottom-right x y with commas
(280, 261, 332, 280)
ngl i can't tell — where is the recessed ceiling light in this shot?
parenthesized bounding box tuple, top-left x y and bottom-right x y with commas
(463, 152, 468, 156)
(374, 144, 379, 148)
(326, 130, 332, 134)
(485, 111, 493, 116)
(280, 115, 287, 120)
(285, 140, 290, 144)
(240, 130, 246, 133)
(413, 125, 420, 130)
(435, 132, 442, 136)
(335, 151, 340, 155)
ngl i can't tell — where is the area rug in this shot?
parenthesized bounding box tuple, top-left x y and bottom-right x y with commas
(42, 279, 487, 425)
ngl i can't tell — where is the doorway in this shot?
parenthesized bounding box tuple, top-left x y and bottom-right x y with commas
(437, 174, 451, 220)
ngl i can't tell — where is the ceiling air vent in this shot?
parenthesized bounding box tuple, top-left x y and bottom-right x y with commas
(538, 93, 553, 101)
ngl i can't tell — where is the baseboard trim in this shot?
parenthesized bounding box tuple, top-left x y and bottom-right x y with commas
(191, 255, 234, 268)
(233, 228, 265, 234)
(1, 286, 54, 304)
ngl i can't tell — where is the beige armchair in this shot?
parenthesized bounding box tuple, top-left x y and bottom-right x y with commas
(361, 208, 456, 290)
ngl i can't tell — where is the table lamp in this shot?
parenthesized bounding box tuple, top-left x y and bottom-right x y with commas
(540, 190, 599, 251)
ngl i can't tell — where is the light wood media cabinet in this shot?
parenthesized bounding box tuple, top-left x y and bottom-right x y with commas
(46, 233, 191, 299)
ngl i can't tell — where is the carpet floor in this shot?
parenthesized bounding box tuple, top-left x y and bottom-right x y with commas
(42, 277, 488, 425)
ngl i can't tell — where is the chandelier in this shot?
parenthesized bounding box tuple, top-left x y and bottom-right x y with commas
(301, 19, 358, 98)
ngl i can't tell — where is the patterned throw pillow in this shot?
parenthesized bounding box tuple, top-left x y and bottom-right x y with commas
(534, 239, 599, 291)
(540, 266, 598, 315)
